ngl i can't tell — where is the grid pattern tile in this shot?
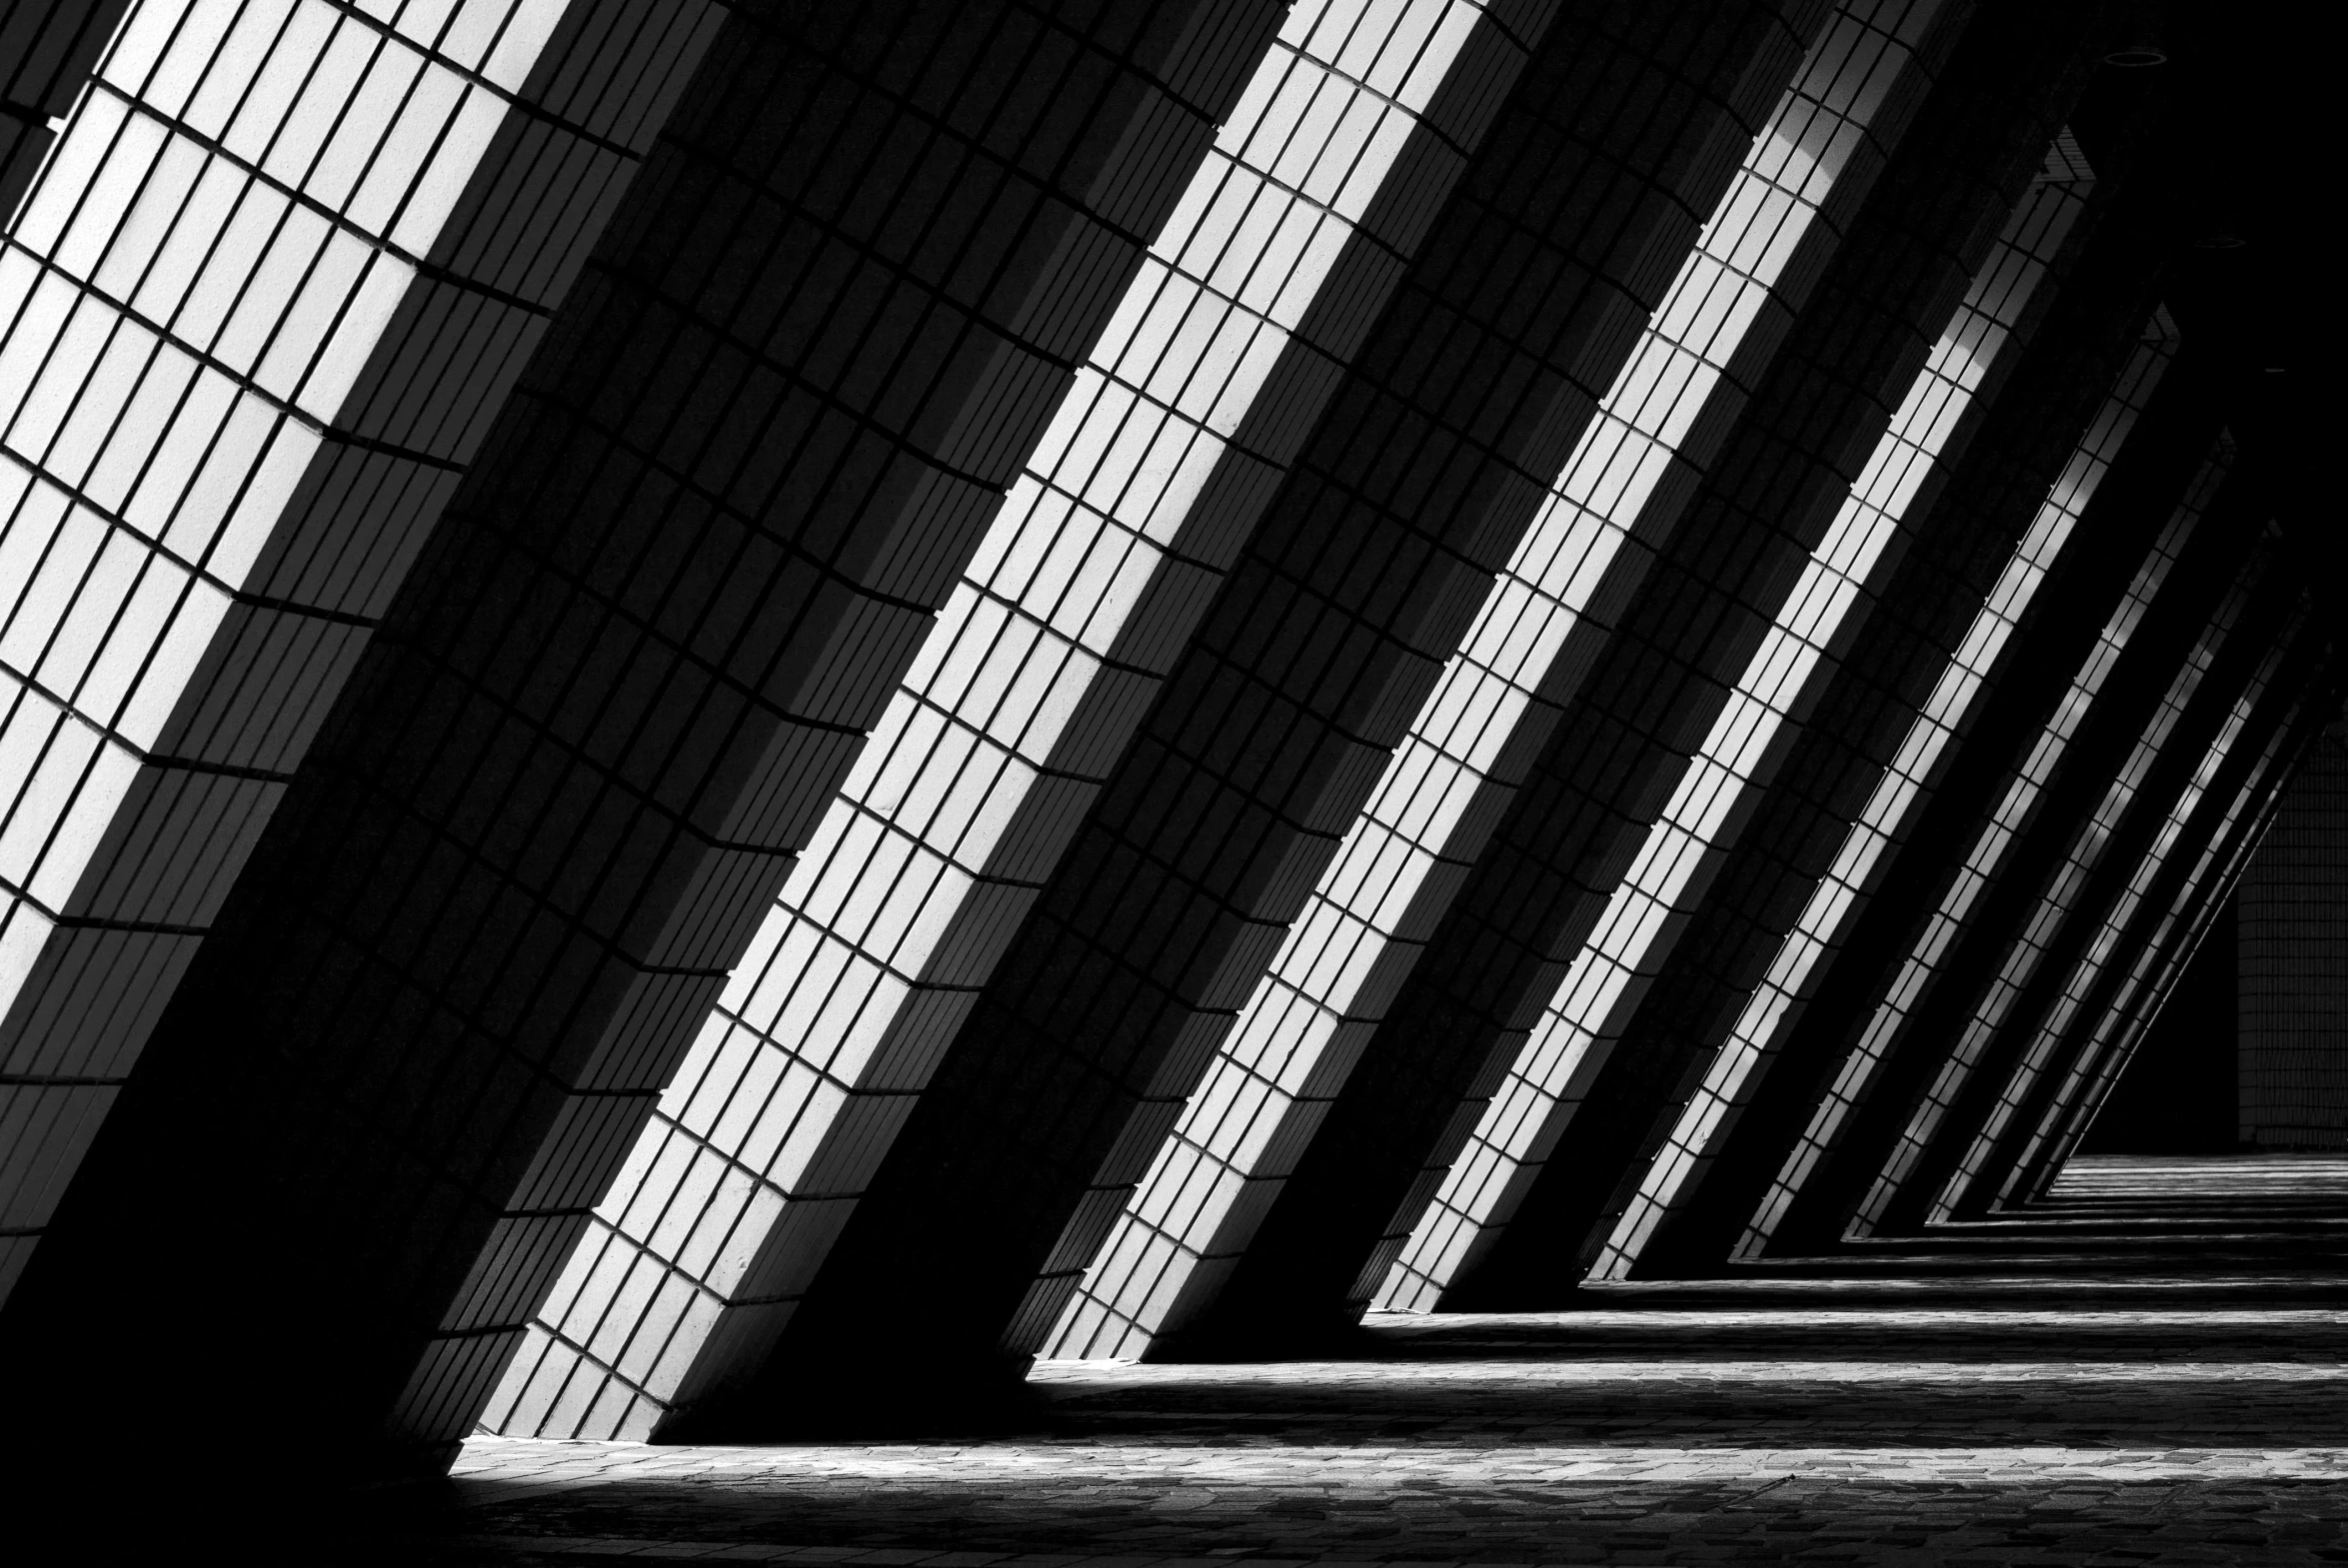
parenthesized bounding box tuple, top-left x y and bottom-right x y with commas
(1861, 528, 2271, 1231)
(2040, 690, 2326, 1183)
(1352, 0, 2093, 1315)
(3, 0, 1292, 1474)
(735, 0, 1852, 1387)
(1586, 302, 2169, 1276)
(1379, 96, 2080, 1312)
(1737, 418, 2214, 1256)
(486, 0, 1500, 1441)
(1493, 139, 2091, 1289)
(1998, 625, 2323, 1202)
(1050, 0, 1945, 1357)
(1, 0, 134, 221)
(1959, 589, 2310, 1210)
(0, 0, 720, 1306)
(2239, 721, 2348, 1148)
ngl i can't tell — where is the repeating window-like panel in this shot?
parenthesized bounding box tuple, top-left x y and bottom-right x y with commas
(1983, 614, 2308, 1203)
(0, 0, 722, 1300)
(1585, 148, 2111, 1278)
(1044, 0, 1946, 1355)
(1863, 526, 2269, 1231)
(2038, 697, 2314, 1178)
(486, 0, 1500, 1441)
(1736, 415, 2216, 1254)
(1390, 126, 2085, 1305)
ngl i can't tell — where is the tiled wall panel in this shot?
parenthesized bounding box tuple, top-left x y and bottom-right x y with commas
(1211, 131, 2179, 1304)
(2239, 718, 2348, 1147)
(1362, 3, 2109, 1314)
(1058, 3, 2089, 1356)
(1723, 352, 2236, 1257)
(1418, 130, 2093, 1305)
(2044, 682, 2332, 1183)
(488, 0, 1526, 1441)
(1577, 210, 2179, 1281)
(1627, 339, 2200, 1272)
(1997, 625, 2334, 1199)
(6, 0, 1285, 1478)
(1948, 583, 2312, 1212)
(1851, 516, 2278, 1234)
(719, 0, 1849, 1401)
(0, 0, 727, 1306)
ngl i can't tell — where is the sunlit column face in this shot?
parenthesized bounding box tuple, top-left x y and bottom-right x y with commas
(2017, 680, 2309, 1195)
(1036, 0, 1951, 1356)
(483, 0, 1504, 1441)
(1865, 529, 2267, 1231)
(1730, 314, 2185, 1261)
(1819, 444, 2229, 1239)
(0, 0, 709, 1303)
(1384, 120, 2089, 1307)
(1581, 142, 2099, 1281)
(1961, 590, 2303, 1213)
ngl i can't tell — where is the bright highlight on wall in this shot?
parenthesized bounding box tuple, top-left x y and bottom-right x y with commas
(1048, 0, 1949, 1354)
(489, 0, 1503, 1440)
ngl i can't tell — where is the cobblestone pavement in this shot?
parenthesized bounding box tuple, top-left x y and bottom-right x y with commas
(352, 1156, 2348, 1565)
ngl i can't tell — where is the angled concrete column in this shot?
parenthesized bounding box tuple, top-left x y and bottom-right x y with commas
(1764, 446, 2263, 1247)
(1252, 133, 2184, 1295)
(1925, 562, 2304, 1217)
(1406, 128, 2107, 1304)
(669, 0, 1857, 1413)
(1565, 206, 2189, 1282)
(1985, 621, 2335, 1207)
(1371, 6, 2116, 1315)
(0, 0, 728, 1308)
(489, 0, 1549, 1439)
(1624, 326, 2202, 1272)
(6, 0, 1285, 1480)
(1727, 353, 2234, 1258)
(1857, 519, 2286, 1233)
(2035, 669, 2344, 1191)
(1055, 0, 1979, 1357)
(1207, 0, 2112, 1320)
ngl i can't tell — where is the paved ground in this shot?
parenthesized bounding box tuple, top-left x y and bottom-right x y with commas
(350, 1156, 2348, 1565)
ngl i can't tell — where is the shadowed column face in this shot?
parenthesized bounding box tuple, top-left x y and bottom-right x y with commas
(5, 0, 1287, 1479)
(1991, 620, 2328, 1207)
(1725, 363, 2239, 1260)
(0, 0, 133, 220)
(1849, 510, 2278, 1237)
(1210, 0, 2114, 1324)
(1948, 579, 2313, 1217)
(700, 0, 1851, 1410)
(1048, 0, 1974, 1361)
(0, 0, 732, 1311)
(2058, 677, 2339, 1182)
(488, 0, 1539, 1441)
(1622, 316, 2204, 1274)
(1433, 124, 2102, 1307)
(1571, 271, 2192, 1280)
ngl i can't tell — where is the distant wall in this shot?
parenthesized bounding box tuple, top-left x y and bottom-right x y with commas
(2239, 722, 2348, 1147)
